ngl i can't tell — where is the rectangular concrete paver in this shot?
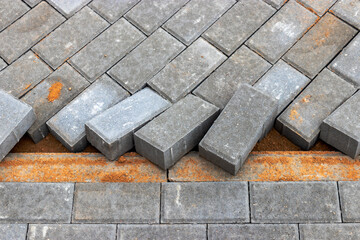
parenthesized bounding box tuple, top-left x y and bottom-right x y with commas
(47, 0, 91, 18)
(339, 181, 360, 222)
(331, 0, 360, 29)
(0, 58, 6, 71)
(263, 0, 287, 9)
(161, 182, 249, 223)
(250, 182, 341, 223)
(0, 0, 29, 32)
(300, 224, 360, 240)
(0, 224, 27, 240)
(89, 0, 140, 23)
(298, 0, 337, 16)
(23, 0, 42, 7)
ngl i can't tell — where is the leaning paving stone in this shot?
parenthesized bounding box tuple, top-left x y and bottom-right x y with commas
(246, 0, 318, 64)
(202, 0, 275, 55)
(90, 0, 140, 23)
(0, 2, 65, 64)
(47, 75, 129, 152)
(0, 183, 74, 223)
(263, 0, 287, 9)
(161, 182, 249, 223)
(331, 0, 360, 29)
(298, 0, 337, 16)
(125, 0, 189, 35)
(69, 18, 145, 82)
(163, 0, 235, 45)
(283, 13, 357, 79)
(276, 69, 356, 150)
(300, 224, 360, 240)
(32, 7, 109, 69)
(0, 224, 27, 240)
(108, 28, 185, 94)
(339, 181, 360, 222)
(135, 94, 219, 170)
(86, 88, 171, 161)
(149, 38, 226, 103)
(47, 0, 91, 18)
(73, 183, 160, 223)
(23, 0, 42, 7)
(0, 0, 28, 32)
(22, 63, 90, 143)
(0, 58, 6, 71)
(250, 182, 341, 223)
(199, 84, 278, 175)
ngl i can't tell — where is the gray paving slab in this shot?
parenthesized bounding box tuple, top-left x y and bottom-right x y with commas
(0, 224, 27, 240)
(0, 2, 65, 64)
(283, 13, 357, 79)
(193, 46, 271, 109)
(134, 94, 219, 170)
(0, 0, 29, 32)
(263, 0, 287, 9)
(298, 0, 337, 16)
(199, 84, 278, 175)
(85, 88, 171, 161)
(276, 69, 356, 150)
(246, 0, 318, 64)
(22, 63, 90, 143)
(23, 0, 42, 7)
(73, 183, 160, 223)
(108, 28, 185, 94)
(69, 18, 145, 82)
(0, 58, 6, 71)
(32, 7, 109, 69)
(300, 224, 360, 240)
(203, 0, 275, 55)
(0, 51, 52, 98)
(0, 183, 74, 223)
(149, 38, 226, 103)
(47, 0, 91, 18)
(163, 0, 235, 45)
(125, 0, 189, 35)
(0, 90, 35, 161)
(161, 182, 249, 223)
(47, 75, 129, 152)
(250, 182, 341, 223)
(331, 0, 360, 29)
(339, 181, 360, 222)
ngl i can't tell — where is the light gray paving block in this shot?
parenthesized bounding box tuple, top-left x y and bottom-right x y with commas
(0, 51, 52, 98)
(0, 0, 29, 32)
(246, 0, 318, 64)
(300, 224, 360, 240)
(0, 2, 65, 64)
(108, 28, 185, 94)
(250, 182, 341, 223)
(0, 90, 35, 161)
(23, 0, 42, 7)
(149, 38, 226, 103)
(263, 0, 287, 9)
(284, 13, 357, 79)
(90, 0, 140, 23)
(0, 183, 74, 223)
(339, 181, 360, 222)
(69, 18, 145, 82)
(199, 84, 278, 175)
(276, 69, 356, 150)
(0, 224, 27, 240)
(85, 88, 171, 160)
(125, 0, 189, 35)
(32, 7, 109, 69)
(331, 0, 360, 29)
(203, 0, 275, 55)
(28, 224, 117, 240)
(22, 63, 90, 143)
(161, 182, 249, 223)
(193, 46, 271, 109)
(135, 94, 219, 170)
(298, 0, 337, 16)
(73, 183, 160, 223)
(163, 0, 236, 45)
(0, 58, 6, 71)
(47, 75, 129, 152)
(47, 0, 91, 18)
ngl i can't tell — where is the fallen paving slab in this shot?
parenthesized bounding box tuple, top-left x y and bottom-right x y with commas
(338, 181, 360, 222)
(47, 0, 91, 18)
(0, 224, 27, 240)
(0, 0, 28, 32)
(297, 0, 337, 16)
(331, 0, 360, 30)
(300, 224, 360, 240)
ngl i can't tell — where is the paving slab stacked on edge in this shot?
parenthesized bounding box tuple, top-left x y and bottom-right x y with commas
(47, 75, 129, 152)
(47, 0, 91, 18)
(0, 224, 27, 240)
(108, 28, 185, 94)
(32, 7, 109, 69)
(300, 224, 360, 240)
(0, 0, 29, 32)
(0, 90, 35, 161)
(297, 0, 337, 16)
(331, 0, 360, 30)
(134, 94, 219, 170)
(276, 68, 356, 150)
(23, 0, 42, 8)
(338, 181, 360, 222)
(149, 38, 226, 103)
(85, 88, 171, 161)
(21, 63, 90, 143)
(199, 84, 278, 175)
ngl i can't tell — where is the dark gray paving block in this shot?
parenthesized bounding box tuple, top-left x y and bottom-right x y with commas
(0, 224, 27, 240)
(85, 88, 171, 160)
(90, 0, 140, 23)
(163, 0, 235, 45)
(298, 0, 337, 16)
(73, 183, 160, 223)
(0, 183, 74, 223)
(339, 181, 360, 222)
(246, 0, 318, 64)
(149, 38, 226, 103)
(263, 0, 287, 9)
(276, 69, 356, 150)
(203, 0, 275, 55)
(32, 7, 109, 69)
(69, 18, 145, 82)
(23, 0, 42, 7)
(0, 0, 29, 32)
(47, 0, 91, 18)
(283, 13, 357, 79)
(0, 2, 65, 64)
(300, 224, 360, 240)
(199, 84, 278, 175)
(193, 46, 271, 109)
(22, 63, 90, 143)
(0, 58, 6, 71)
(135, 94, 219, 170)
(331, 0, 360, 29)
(108, 28, 185, 94)
(47, 75, 129, 152)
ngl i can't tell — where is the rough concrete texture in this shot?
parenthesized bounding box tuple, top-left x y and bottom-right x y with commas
(0, 58, 6, 71)
(23, 0, 42, 7)
(0, 0, 28, 32)
(134, 94, 219, 170)
(331, 0, 360, 29)
(89, 0, 140, 23)
(47, 0, 91, 18)
(339, 181, 360, 222)
(276, 69, 356, 150)
(298, 0, 337, 16)
(300, 224, 360, 240)
(263, 0, 287, 9)
(85, 88, 171, 161)
(0, 224, 27, 240)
